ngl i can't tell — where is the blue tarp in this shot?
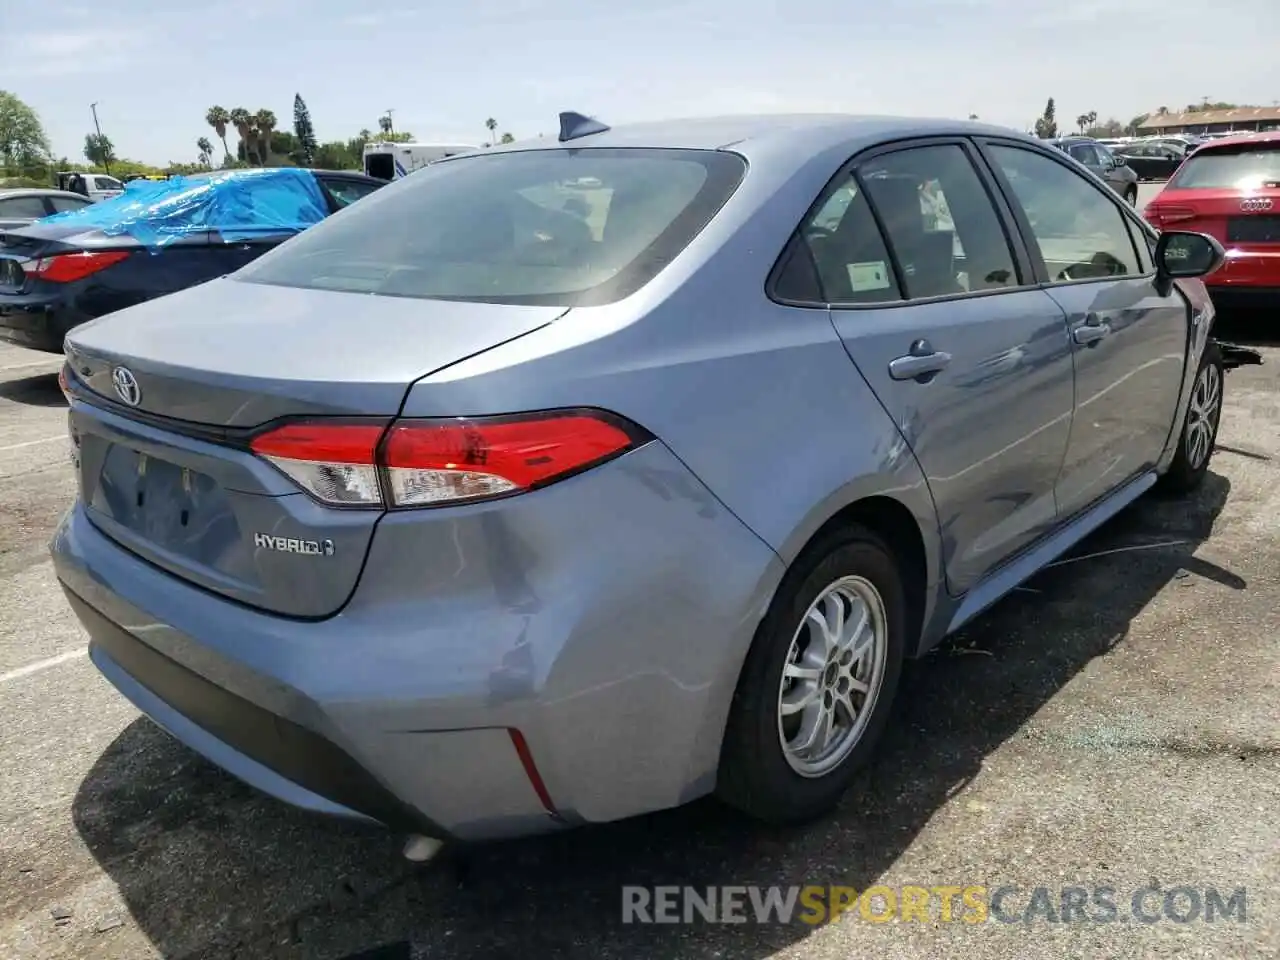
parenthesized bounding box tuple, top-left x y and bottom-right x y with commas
(38, 168, 330, 248)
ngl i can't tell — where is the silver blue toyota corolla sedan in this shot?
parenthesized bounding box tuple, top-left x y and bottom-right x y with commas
(52, 111, 1234, 849)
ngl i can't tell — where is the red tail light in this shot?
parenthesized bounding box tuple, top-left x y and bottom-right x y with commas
(29, 251, 129, 283)
(57, 363, 71, 400)
(249, 410, 651, 509)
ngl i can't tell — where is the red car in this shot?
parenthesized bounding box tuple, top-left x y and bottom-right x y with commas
(1145, 131, 1280, 312)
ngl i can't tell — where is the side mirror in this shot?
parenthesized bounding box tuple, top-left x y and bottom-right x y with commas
(1155, 231, 1225, 280)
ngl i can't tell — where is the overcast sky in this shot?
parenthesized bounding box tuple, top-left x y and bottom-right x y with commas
(3, 0, 1278, 166)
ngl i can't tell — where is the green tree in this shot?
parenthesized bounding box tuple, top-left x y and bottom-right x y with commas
(485, 117, 497, 146)
(253, 109, 278, 165)
(196, 136, 214, 167)
(83, 132, 116, 169)
(500, 132, 515, 144)
(1186, 101, 1238, 113)
(229, 108, 253, 163)
(1033, 97, 1058, 139)
(1086, 118, 1126, 138)
(205, 106, 231, 161)
(292, 94, 318, 167)
(0, 90, 52, 180)
(314, 140, 353, 170)
(1126, 114, 1149, 135)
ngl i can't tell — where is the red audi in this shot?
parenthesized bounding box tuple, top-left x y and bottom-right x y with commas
(1145, 131, 1280, 312)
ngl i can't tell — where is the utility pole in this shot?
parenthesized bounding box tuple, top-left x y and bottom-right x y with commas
(89, 102, 111, 175)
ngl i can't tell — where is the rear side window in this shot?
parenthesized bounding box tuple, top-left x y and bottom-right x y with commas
(94, 177, 122, 191)
(793, 181, 902, 305)
(237, 148, 745, 306)
(320, 177, 382, 209)
(1169, 145, 1280, 189)
(0, 196, 49, 218)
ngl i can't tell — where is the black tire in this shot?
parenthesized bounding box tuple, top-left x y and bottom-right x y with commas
(1124, 185, 1138, 206)
(716, 524, 907, 825)
(1157, 341, 1224, 496)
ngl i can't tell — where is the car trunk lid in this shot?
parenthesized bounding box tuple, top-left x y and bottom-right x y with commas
(65, 277, 564, 618)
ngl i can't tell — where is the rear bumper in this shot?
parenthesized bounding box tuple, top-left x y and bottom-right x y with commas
(0, 294, 82, 352)
(51, 440, 783, 841)
(1206, 285, 1280, 313)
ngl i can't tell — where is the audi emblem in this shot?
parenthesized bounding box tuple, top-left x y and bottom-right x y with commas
(111, 366, 141, 407)
(1240, 198, 1274, 212)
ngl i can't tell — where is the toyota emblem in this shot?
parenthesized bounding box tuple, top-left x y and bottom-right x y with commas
(1240, 197, 1274, 212)
(111, 366, 141, 406)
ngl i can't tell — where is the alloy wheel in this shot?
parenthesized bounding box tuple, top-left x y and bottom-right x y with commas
(1185, 361, 1222, 471)
(776, 575, 888, 778)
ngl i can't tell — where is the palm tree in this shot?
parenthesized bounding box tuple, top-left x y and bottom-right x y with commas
(253, 109, 277, 165)
(485, 117, 497, 146)
(206, 106, 231, 161)
(229, 108, 252, 163)
(378, 115, 393, 136)
(196, 136, 214, 167)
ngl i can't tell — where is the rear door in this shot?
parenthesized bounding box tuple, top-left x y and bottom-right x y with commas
(785, 138, 1075, 594)
(981, 139, 1188, 518)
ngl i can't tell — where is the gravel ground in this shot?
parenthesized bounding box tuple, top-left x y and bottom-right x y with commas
(0, 252, 1276, 958)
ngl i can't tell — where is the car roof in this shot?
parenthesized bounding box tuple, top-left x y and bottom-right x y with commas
(0, 187, 93, 201)
(1191, 130, 1280, 152)
(476, 114, 1043, 161)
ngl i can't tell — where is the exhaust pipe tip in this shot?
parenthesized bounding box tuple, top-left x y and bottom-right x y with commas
(402, 834, 445, 863)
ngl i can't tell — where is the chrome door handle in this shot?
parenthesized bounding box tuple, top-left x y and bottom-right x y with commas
(1073, 314, 1110, 346)
(888, 339, 952, 382)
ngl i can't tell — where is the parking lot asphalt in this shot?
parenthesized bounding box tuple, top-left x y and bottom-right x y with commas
(2, 182, 1278, 960)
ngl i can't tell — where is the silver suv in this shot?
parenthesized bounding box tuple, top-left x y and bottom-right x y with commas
(1050, 136, 1140, 205)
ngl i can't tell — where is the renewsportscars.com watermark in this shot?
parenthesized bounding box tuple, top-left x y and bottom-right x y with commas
(622, 884, 1248, 926)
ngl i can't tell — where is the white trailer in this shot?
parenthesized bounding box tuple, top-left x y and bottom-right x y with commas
(362, 141, 480, 181)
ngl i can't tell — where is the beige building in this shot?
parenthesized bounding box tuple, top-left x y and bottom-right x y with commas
(1136, 106, 1280, 137)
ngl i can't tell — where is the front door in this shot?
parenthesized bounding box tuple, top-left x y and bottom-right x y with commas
(795, 139, 1075, 594)
(982, 141, 1189, 518)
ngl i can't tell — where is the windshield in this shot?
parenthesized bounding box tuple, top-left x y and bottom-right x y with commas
(1168, 145, 1280, 190)
(234, 147, 746, 306)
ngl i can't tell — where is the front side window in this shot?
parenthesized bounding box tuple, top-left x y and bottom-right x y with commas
(237, 148, 745, 306)
(94, 177, 122, 191)
(989, 145, 1141, 282)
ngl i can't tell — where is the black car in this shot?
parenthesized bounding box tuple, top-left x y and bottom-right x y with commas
(0, 168, 383, 353)
(1110, 140, 1190, 182)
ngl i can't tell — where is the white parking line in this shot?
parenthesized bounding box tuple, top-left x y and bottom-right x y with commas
(0, 359, 60, 372)
(0, 648, 87, 684)
(0, 435, 65, 453)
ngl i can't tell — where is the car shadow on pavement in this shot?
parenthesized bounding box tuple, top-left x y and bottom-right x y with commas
(0, 372, 66, 408)
(71, 473, 1238, 960)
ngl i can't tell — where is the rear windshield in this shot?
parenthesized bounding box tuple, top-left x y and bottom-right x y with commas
(235, 147, 746, 306)
(1168, 145, 1280, 190)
